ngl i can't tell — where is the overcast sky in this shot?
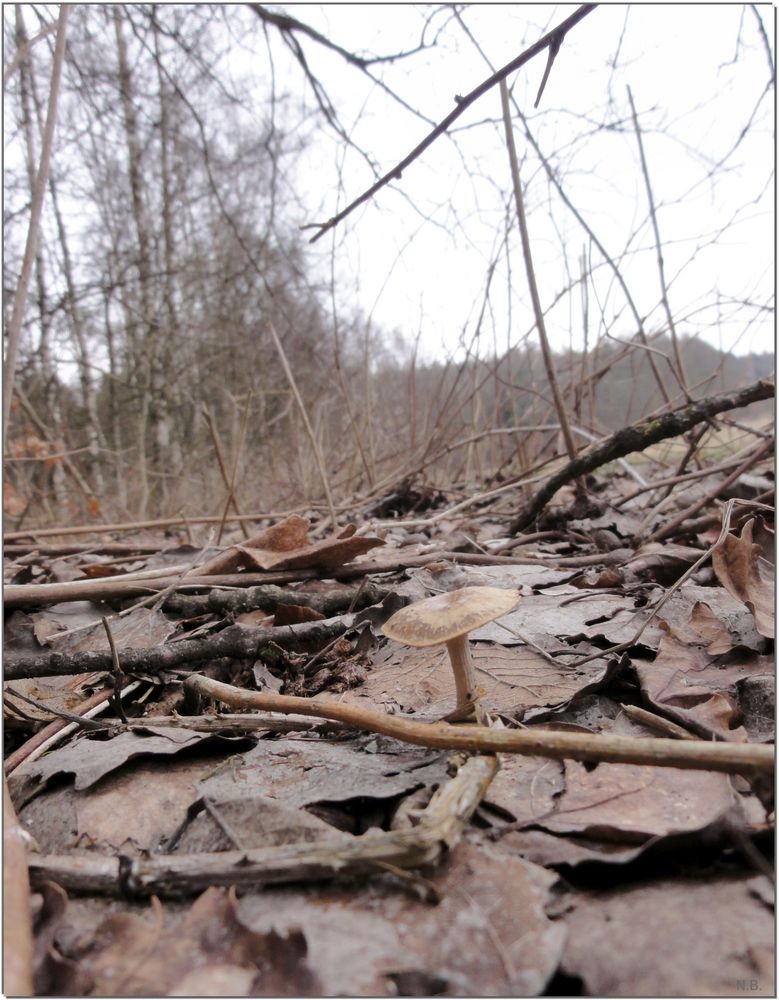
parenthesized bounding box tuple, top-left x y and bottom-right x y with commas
(252, 4, 774, 363)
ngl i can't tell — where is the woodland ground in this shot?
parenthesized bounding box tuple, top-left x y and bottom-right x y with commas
(3, 421, 775, 998)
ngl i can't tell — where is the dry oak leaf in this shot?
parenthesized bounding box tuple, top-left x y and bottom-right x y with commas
(191, 515, 383, 576)
(713, 516, 775, 638)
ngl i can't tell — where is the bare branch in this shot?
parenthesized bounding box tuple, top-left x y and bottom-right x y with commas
(307, 5, 598, 243)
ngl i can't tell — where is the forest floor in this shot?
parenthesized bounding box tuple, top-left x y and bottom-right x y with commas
(3, 454, 775, 997)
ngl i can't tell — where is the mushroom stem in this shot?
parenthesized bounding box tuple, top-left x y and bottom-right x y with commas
(445, 634, 481, 717)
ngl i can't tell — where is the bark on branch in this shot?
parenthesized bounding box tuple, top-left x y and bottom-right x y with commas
(509, 378, 775, 534)
(3, 618, 355, 681)
(308, 4, 597, 243)
(186, 675, 774, 776)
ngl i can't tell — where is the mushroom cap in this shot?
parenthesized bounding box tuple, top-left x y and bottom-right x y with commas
(382, 586, 520, 647)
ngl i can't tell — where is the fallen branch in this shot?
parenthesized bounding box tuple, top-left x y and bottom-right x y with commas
(3, 548, 632, 609)
(509, 378, 775, 533)
(3, 618, 356, 681)
(186, 675, 773, 776)
(27, 754, 499, 897)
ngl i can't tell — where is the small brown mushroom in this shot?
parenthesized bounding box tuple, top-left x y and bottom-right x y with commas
(382, 586, 520, 722)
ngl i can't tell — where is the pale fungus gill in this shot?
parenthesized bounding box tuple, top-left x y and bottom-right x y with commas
(382, 586, 520, 722)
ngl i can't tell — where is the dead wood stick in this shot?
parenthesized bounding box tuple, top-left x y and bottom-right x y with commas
(3, 542, 168, 557)
(2, 505, 331, 542)
(186, 675, 773, 776)
(3, 549, 631, 610)
(27, 754, 499, 897)
(509, 378, 775, 533)
(3, 618, 356, 681)
(202, 405, 250, 540)
(646, 439, 773, 542)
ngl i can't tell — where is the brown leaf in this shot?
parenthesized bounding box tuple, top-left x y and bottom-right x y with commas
(236, 842, 564, 995)
(560, 875, 774, 996)
(346, 641, 609, 716)
(273, 603, 325, 626)
(688, 600, 736, 654)
(79, 887, 320, 996)
(537, 760, 735, 843)
(192, 514, 383, 576)
(713, 517, 775, 638)
(635, 625, 771, 741)
(198, 736, 449, 811)
(9, 729, 230, 810)
(31, 882, 91, 996)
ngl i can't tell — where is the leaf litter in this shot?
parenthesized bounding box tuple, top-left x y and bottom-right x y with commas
(3, 470, 775, 996)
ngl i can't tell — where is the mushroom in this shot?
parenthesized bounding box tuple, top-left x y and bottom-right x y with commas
(382, 586, 520, 722)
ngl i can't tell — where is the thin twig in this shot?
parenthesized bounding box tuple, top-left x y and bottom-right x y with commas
(184, 675, 773, 776)
(307, 5, 597, 243)
(102, 617, 128, 723)
(266, 320, 337, 527)
(500, 78, 579, 468)
(202, 405, 250, 540)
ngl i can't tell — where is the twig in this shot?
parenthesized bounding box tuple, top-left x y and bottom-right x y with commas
(620, 704, 697, 741)
(3, 687, 109, 733)
(202, 405, 250, 540)
(2, 504, 332, 542)
(307, 5, 597, 243)
(102, 617, 128, 723)
(500, 79, 579, 470)
(645, 439, 772, 542)
(184, 675, 773, 776)
(508, 378, 775, 533)
(27, 754, 500, 897)
(266, 320, 337, 528)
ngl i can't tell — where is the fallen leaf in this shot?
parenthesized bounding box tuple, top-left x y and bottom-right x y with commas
(537, 760, 736, 843)
(191, 515, 384, 576)
(236, 842, 565, 995)
(560, 874, 774, 996)
(198, 735, 449, 812)
(349, 640, 610, 717)
(9, 729, 248, 810)
(635, 625, 772, 741)
(77, 887, 321, 997)
(713, 517, 775, 638)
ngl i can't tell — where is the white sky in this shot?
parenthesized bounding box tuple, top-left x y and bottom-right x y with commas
(255, 4, 775, 363)
(4, 4, 774, 372)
